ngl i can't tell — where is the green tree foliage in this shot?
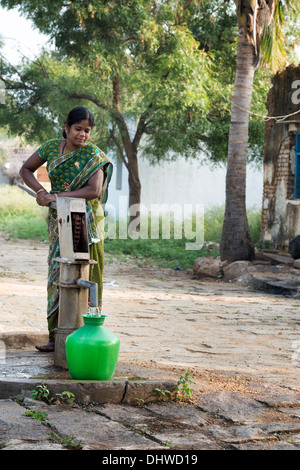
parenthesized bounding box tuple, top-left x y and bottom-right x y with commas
(0, 0, 215, 214)
(0, 0, 297, 190)
(182, 0, 272, 165)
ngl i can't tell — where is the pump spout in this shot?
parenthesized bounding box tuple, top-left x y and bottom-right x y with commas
(76, 279, 98, 308)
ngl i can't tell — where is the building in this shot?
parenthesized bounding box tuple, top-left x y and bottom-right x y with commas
(261, 65, 300, 249)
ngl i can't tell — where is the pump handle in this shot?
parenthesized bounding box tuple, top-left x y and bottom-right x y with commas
(18, 183, 57, 210)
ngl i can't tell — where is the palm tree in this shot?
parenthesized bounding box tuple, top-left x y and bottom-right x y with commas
(219, 0, 291, 262)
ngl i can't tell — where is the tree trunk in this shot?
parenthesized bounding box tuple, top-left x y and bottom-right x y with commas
(127, 148, 141, 226)
(112, 75, 142, 226)
(219, 29, 256, 262)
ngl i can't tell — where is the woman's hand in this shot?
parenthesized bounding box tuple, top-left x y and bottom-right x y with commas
(36, 191, 56, 207)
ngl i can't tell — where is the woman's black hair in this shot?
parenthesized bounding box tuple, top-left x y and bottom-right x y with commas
(62, 106, 95, 138)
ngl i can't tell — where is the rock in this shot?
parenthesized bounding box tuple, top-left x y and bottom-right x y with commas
(289, 235, 300, 260)
(261, 252, 294, 266)
(222, 261, 251, 282)
(0, 399, 58, 449)
(193, 256, 221, 279)
(197, 391, 267, 424)
(205, 422, 300, 445)
(36, 404, 165, 450)
(294, 259, 300, 269)
(252, 260, 272, 265)
(255, 249, 278, 261)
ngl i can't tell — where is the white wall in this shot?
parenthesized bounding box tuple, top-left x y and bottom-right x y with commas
(106, 154, 263, 219)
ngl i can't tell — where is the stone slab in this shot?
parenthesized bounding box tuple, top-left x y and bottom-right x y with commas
(0, 399, 57, 449)
(203, 422, 300, 444)
(197, 391, 267, 423)
(39, 405, 165, 450)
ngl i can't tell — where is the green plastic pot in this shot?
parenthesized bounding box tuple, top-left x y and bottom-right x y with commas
(66, 314, 120, 380)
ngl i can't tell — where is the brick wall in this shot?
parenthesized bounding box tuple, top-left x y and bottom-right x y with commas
(261, 129, 300, 248)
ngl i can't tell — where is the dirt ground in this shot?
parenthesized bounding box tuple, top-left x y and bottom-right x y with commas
(1, 234, 300, 396)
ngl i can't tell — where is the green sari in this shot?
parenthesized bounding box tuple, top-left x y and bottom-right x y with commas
(37, 139, 113, 341)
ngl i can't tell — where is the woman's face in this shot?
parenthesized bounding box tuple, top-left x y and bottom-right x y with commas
(65, 119, 92, 148)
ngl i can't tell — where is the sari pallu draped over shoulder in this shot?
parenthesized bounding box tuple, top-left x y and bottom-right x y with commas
(37, 139, 113, 319)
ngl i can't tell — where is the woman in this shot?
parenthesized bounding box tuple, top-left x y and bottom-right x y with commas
(20, 106, 113, 352)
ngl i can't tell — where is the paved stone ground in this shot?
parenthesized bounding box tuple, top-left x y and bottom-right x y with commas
(2, 384, 300, 451)
(2, 236, 300, 451)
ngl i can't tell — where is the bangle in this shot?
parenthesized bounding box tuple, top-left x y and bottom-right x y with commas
(36, 188, 47, 195)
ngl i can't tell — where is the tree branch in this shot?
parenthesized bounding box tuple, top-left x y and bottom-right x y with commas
(133, 103, 153, 150)
(112, 75, 134, 156)
(0, 53, 32, 89)
(121, 35, 138, 43)
(69, 92, 109, 111)
(109, 128, 129, 170)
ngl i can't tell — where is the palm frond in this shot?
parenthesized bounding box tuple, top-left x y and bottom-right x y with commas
(260, 0, 291, 71)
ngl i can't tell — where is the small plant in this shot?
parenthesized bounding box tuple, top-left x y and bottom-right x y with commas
(55, 391, 75, 406)
(31, 385, 76, 406)
(31, 384, 53, 404)
(49, 431, 83, 450)
(154, 388, 172, 401)
(175, 370, 196, 402)
(129, 426, 149, 436)
(163, 440, 178, 449)
(23, 409, 49, 425)
(134, 397, 145, 406)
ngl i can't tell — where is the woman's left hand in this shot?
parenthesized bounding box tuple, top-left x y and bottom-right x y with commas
(37, 191, 56, 207)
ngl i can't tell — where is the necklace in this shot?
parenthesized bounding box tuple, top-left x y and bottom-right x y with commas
(61, 141, 67, 155)
(62, 140, 80, 154)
